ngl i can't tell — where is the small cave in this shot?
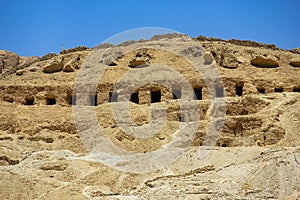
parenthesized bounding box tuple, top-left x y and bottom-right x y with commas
(130, 92, 139, 104)
(89, 94, 98, 106)
(257, 87, 265, 94)
(46, 97, 56, 105)
(193, 87, 202, 100)
(67, 95, 76, 105)
(235, 84, 244, 96)
(3, 96, 14, 103)
(24, 97, 34, 105)
(151, 90, 161, 103)
(293, 87, 300, 92)
(274, 88, 283, 93)
(217, 140, 230, 147)
(172, 89, 181, 99)
(178, 114, 185, 122)
(109, 92, 118, 102)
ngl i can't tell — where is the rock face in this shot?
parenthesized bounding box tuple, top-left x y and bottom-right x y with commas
(0, 50, 19, 73)
(0, 35, 299, 199)
(43, 60, 63, 73)
(250, 55, 279, 68)
(289, 59, 300, 67)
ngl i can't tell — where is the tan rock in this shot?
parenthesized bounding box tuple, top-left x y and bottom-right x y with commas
(0, 50, 19, 73)
(243, 83, 259, 95)
(43, 60, 63, 73)
(15, 70, 24, 76)
(222, 53, 239, 69)
(289, 59, 300, 67)
(63, 65, 75, 72)
(129, 57, 148, 67)
(251, 55, 279, 68)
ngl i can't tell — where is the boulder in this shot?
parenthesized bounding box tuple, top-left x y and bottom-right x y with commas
(63, 65, 75, 72)
(43, 61, 63, 73)
(222, 53, 239, 69)
(243, 83, 259, 95)
(16, 70, 24, 76)
(250, 55, 279, 68)
(289, 60, 300, 67)
(129, 57, 148, 67)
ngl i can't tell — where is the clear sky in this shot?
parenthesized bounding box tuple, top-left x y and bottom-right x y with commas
(1, 0, 300, 56)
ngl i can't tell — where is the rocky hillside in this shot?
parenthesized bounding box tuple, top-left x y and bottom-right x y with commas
(0, 35, 299, 199)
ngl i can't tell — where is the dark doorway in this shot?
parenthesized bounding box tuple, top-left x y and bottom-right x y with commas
(68, 95, 76, 105)
(109, 92, 118, 102)
(151, 90, 161, 103)
(89, 95, 98, 106)
(130, 92, 139, 104)
(236, 85, 243, 96)
(274, 88, 283, 93)
(193, 87, 202, 100)
(172, 89, 181, 99)
(25, 97, 34, 105)
(293, 87, 300, 92)
(46, 97, 56, 105)
(178, 114, 185, 122)
(257, 88, 265, 94)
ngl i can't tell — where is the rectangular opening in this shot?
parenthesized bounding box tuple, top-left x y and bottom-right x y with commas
(293, 87, 300, 92)
(109, 92, 118, 102)
(89, 94, 98, 106)
(236, 85, 243, 96)
(151, 90, 161, 103)
(193, 87, 202, 100)
(257, 88, 265, 94)
(25, 97, 34, 105)
(130, 92, 139, 104)
(274, 88, 283, 93)
(172, 89, 181, 99)
(46, 97, 56, 105)
(178, 114, 185, 122)
(216, 86, 224, 98)
(68, 95, 77, 105)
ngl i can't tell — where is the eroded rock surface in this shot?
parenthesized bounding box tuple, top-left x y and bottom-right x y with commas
(0, 35, 299, 199)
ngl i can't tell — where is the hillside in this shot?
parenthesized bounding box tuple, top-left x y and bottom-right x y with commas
(0, 34, 299, 199)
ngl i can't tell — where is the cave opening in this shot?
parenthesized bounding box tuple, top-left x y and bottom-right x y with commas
(193, 87, 202, 100)
(130, 92, 139, 104)
(151, 90, 161, 103)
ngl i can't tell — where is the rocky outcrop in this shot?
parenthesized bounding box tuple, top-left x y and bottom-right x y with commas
(289, 59, 300, 67)
(250, 55, 279, 68)
(128, 50, 152, 67)
(0, 50, 19, 73)
(42, 60, 63, 73)
(0, 35, 299, 200)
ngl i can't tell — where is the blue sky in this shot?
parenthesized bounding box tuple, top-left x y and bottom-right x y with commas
(1, 0, 300, 56)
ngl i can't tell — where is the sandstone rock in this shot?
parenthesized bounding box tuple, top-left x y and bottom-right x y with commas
(0, 60, 3, 73)
(43, 60, 63, 73)
(251, 55, 279, 68)
(222, 53, 239, 69)
(19, 56, 39, 67)
(0, 50, 19, 73)
(15, 70, 24, 76)
(243, 83, 259, 95)
(63, 65, 75, 72)
(129, 57, 148, 67)
(0, 36, 299, 200)
(108, 60, 118, 66)
(39, 161, 68, 171)
(129, 49, 152, 67)
(289, 60, 300, 67)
